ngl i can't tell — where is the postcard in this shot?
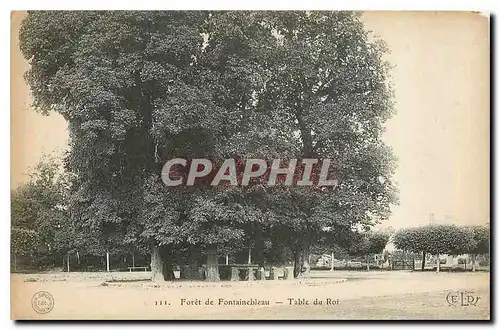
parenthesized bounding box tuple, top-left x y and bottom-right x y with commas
(10, 10, 490, 320)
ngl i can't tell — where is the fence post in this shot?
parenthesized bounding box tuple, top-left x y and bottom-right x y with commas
(106, 252, 110, 272)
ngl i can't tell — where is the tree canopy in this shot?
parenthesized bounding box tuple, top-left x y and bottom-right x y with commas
(465, 225, 490, 256)
(19, 11, 398, 280)
(11, 155, 68, 254)
(394, 225, 475, 256)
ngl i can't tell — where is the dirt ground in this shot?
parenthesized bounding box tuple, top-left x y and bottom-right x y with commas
(10, 270, 490, 320)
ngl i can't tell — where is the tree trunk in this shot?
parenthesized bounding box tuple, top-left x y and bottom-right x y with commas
(269, 267, 275, 280)
(366, 255, 370, 271)
(182, 245, 200, 280)
(421, 251, 426, 271)
(247, 247, 252, 264)
(132, 252, 135, 268)
(472, 254, 477, 272)
(150, 245, 164, 282)
(190, 245, 201, 280)
(162, 260, 174, 281)
(13, 254, 17, 272)
(67, 254, 70, 272)
(436, 254, 440, 273)
(106, 252, 110, 272)
(295, 249, 311, 279)
(300, 250, 311, 278)
(293, 251, 301, 278)
(161, 246, 175, 281)
(254, 225, 265, 267)
(205, 245, 220, 282)
(330, 252, 334, 271)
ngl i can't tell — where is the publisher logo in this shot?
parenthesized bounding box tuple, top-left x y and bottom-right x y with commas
(31, 291, 54, 314)
(446, 290, 481, 307)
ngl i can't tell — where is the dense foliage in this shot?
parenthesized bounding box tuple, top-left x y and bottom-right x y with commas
(393, 224, 487, 271)
(19, 11, 398, 280)
(11, 156, 67, 259)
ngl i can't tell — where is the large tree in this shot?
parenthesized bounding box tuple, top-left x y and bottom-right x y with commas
(21, 11, 205, 280)
(19, 11, 285, 281)
(255, 12, 398, 277)
(20, 11, 398, 281)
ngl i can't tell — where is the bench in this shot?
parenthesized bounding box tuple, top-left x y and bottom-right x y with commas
(218, 264, 262, 281)
(269, 266, 294, 280)
(127, 266, 149, 272)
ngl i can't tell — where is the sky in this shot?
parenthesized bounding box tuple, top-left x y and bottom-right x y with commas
(10, 11, 490, 229)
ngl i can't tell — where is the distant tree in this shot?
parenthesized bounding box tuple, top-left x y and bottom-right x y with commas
(464, 225, 489, 271)
(394, 225, 475, 272)
(11, 227, 39, 270)
(349, 230, 390, 270)
(393, 227, 428, 270)
(11, 155, 69, 269)
(367, 230, 391, 255)
(423, 225, 475, 272)
(348, 231, 369, 262)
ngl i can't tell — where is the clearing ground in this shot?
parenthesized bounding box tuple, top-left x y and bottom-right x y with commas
(11, 270, 490, 320)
